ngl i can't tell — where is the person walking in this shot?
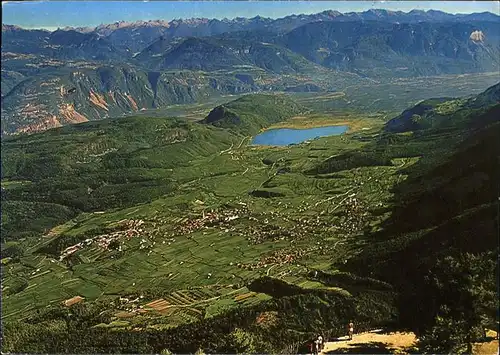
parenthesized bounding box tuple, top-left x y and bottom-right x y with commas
(348, 322, 354, 340)
(318, 335, 324, 352)
(314, 338, 320, 354)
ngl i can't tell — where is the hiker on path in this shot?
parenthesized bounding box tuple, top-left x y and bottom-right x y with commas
(314, 338, 320, 354)
(348, 322, 354, 340)
(318, 335, 324, 352)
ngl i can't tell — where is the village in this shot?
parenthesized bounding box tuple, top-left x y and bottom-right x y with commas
(49, 171, 379, 327)
(59, 219, 148, 260)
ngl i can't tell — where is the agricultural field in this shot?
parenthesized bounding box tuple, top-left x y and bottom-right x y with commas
(1, 105, 407, 329)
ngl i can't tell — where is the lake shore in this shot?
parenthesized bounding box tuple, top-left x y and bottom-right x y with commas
(265, 113, 386, 134)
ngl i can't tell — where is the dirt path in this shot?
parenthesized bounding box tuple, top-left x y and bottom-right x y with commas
(320, 329, 498, 354)
(473, 330, 499, 355)
(321, 329, 416, 354)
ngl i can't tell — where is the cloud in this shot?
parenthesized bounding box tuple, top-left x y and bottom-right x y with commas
(23, 25, 60, 31)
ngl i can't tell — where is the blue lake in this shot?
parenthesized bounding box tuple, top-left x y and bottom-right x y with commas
(251, 125, 348, 146)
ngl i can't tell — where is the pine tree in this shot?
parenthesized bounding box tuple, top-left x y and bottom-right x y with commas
(418, 252, 497, 354)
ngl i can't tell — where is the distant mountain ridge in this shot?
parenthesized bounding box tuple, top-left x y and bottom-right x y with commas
(6, 9, 498, 33)
(4, 13, 499, 72)
(3, 9, 499, 52)
(133, 19, 500, 77)
(280, 20, 500, 77)
(136, 35, 324, 74)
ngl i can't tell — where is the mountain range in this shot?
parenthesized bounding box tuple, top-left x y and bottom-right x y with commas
(2, 9, 499, 135)
(23, 9, 500, 53)
(4, 9, 499, 56)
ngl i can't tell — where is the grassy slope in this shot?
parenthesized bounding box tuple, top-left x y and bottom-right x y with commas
(385, 82, 500, 133)
(342, 103, 500, 333)
(1, 115, 240, 240)
(200, 93, 305, 134)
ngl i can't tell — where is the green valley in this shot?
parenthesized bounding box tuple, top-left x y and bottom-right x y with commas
(2, 83, 499, 353)
(1, 4, 499, 354)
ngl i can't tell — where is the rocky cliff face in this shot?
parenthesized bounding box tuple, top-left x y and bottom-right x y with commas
(0, 66, 261, 135)
(281, 21, 500, 77)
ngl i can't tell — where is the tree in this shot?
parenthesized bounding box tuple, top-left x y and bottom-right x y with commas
(229, 328, 258, 354)
(411, 114, 422, 124)
(418, 252, 497, 354)
(419, 305, 468, 354)
(108, 239, 120, 250)
(3, 243, 24, 261)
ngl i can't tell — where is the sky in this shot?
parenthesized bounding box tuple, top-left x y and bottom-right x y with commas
(3, 1, 499, 30)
